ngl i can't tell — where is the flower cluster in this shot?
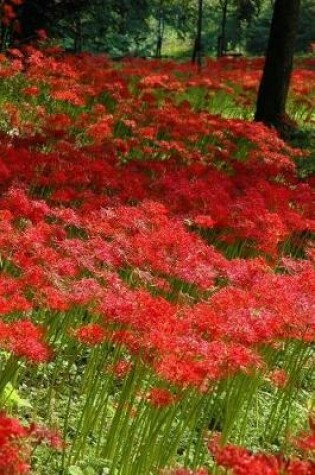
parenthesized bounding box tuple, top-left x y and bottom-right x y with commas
(0, 412, 30, 475)
(208, 433, 315, 475)
(0, 412, 61, 475)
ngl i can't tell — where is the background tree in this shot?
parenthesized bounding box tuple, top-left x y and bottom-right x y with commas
(216, 0, 261, 57)
(247, 0, 315, 54)
(2, 0, 311, 60)
(13, 0, 87, 45)
(54, 0, 150, 55)
(192, 0, 203, 66)
(255, 0, 302, 131)
(153, 0, 186, 58)
(217, 0, 229, 56)
(155, 0, 165, 58)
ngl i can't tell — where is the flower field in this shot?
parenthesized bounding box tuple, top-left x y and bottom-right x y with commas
(0, 47, 314, 474)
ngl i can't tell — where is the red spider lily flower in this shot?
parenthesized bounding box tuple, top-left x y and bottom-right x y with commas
(0, 158, 11, 182)
(2, 4, 16, 24)
(0, 412, 61, 474)
(162, 470, 210, 475)
(1, 188, 50, 223)
(147, 388, 177, 408)
(51, 90, 85, 107)
(0, 412, 29, 475)
(8, 321, 51, 363)
(73, 324, 107, 346)
(0, 320, 50, 363)
(208, 435, 315, 475)
(22, 86, 40, 97)
(268, 369, 289, 389)
(87, 116, 113, 142)
(193, 215, 215, 228)
(7, 48, 23, 58)
(28, 424, 63, 450)
(106, 360, 133, 379)
(295, 414, 315, 452)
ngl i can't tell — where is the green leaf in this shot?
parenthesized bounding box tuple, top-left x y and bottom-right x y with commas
(68, 467, 85, 475)
(3, 383, 32, 409)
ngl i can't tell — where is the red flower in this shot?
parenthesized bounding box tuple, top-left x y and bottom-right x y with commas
(73, 324, 107, 346)
(268, 369, 289, 389)
(0, 412, 29, 475)
(147, 388, 177, 408)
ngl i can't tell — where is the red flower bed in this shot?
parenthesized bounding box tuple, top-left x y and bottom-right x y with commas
(0, 47, 313, 473)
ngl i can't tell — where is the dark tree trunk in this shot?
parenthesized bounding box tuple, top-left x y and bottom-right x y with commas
(217, 0, 228, 57)
(156, 5, 165, 59)
(0, 24, 9, 52)
(192, 0, 203, 68)
(74, 14, 83, 54)
(255, 0, 301, 130)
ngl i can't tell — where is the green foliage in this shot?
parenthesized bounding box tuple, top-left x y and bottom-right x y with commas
(247, 0, 315, 53)
(3, 382, 33, 408)
(5, 0, 313, 57)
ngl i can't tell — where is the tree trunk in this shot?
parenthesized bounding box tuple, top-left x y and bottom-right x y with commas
(192, 0, 203, 68)
(74, 14, 83, 53)
(217, 0, 228, 57)
(156, 4, 164, 59)
(254, 0, 301, 130)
